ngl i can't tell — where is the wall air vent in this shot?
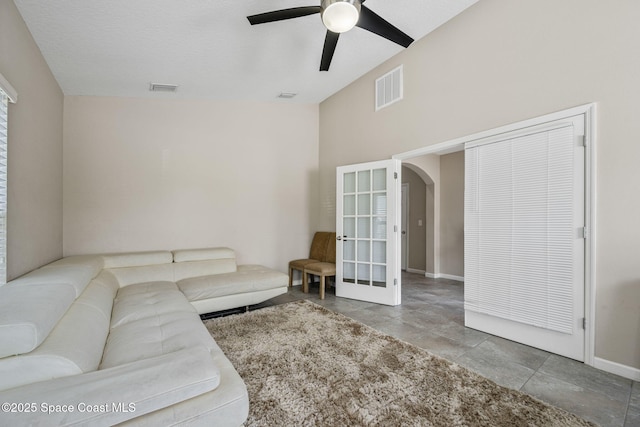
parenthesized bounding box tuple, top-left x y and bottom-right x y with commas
(149, 83, 178, 93)
(375, 65, 403, 111)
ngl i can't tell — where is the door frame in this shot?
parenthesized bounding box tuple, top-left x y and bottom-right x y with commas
(392, 103, 596, 366)
(401, 182, 409, 271)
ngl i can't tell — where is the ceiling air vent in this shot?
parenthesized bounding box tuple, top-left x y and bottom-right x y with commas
(375, 65, 403, 111)
(149, 83, 178, 93)
(277, 92, 297, 99)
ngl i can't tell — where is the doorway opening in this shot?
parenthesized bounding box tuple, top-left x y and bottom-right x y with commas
(401, 165, 435, 276)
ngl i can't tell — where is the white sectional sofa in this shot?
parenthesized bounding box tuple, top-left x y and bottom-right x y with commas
(0, 247, 289, 426)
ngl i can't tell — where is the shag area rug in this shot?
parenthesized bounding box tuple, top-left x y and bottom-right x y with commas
(204, 300, 593, 426)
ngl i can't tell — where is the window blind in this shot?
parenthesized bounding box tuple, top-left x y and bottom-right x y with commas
(464, 124, 576, 335)
(0, 91, 7, 284)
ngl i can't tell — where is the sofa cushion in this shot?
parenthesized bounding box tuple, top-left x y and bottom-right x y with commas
(101, 311, 215, 369)
(0, 347, 221, 427)
(107, 263, 174, 287)
(9, 263, 100, 297)
(102, 250, 173, 269)
(116, 345, 248, 427)
(177, 264, 288, 302)
(173, 247, 235, 263)
(46, 254, 105, 272)
(110, 281, 196, 328)
(0, 283, 76, 358)
(0, 277, 117, 391)
(172, 247, 237, 281)
(77, 271, 120, 324)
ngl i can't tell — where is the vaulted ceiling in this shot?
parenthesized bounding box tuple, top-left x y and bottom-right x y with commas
(14, 0, 477, 103)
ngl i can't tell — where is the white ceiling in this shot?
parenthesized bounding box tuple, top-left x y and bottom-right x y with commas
(14, 0, 477, 103)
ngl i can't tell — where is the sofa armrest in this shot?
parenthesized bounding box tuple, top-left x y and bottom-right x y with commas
(0, 346, 219, 426)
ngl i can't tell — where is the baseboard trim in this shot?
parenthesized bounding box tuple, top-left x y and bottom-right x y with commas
(424, 272, 464, 282)
(593, 357, 640, 381)
(406, 268, 426, 275)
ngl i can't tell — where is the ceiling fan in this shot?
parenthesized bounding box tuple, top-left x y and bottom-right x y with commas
(247, 0, 414, 71)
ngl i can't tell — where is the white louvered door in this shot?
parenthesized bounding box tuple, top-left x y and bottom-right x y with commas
(464, 116, 585, 361)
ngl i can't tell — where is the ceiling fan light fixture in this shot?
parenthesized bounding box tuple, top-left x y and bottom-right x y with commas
(321, 0, 361, 33)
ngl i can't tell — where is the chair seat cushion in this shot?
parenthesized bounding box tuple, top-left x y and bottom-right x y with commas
(304, 262, 336, 275)
(289, 259, 320, 270)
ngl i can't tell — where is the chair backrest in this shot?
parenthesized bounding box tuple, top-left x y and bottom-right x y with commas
(323, 233, 336, 264)
(309, 232, 334, 261)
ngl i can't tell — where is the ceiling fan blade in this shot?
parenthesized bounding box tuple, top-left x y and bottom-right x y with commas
(247, 6, 321, 25)
(356, 5, 414, 48)
(320, 31, 340, 71)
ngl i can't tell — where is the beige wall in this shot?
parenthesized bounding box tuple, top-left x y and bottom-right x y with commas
(439, 152, 464, 278)
(0, 0, 64, 280)
(63, 96, 319, 273)
(319, 0, 640, 369)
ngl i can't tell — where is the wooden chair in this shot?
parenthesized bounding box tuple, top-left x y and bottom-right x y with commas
(303, 236, 336, 300)
(288, 232, 334, 287)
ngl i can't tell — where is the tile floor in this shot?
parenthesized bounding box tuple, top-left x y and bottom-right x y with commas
(215, 272, 639, 427)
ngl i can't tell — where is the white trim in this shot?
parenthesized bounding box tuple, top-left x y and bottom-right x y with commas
(393, 103, 596, 366)
(438, 274, 464, 282)
(584, 104, 597, 367)
(593, 357, 640, 381)
(401, 182, 410, 271)
(0, 73, 17, 103)
(424, 272, 464, 282)
(393, 103, 596, 160)
(406, 268, 425, 275)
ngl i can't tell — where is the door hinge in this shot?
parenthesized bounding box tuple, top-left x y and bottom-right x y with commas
(394, 278, 398, 286)
(394, 172, 398, 179)
(577, 135, 587, 147)
(582, 318, 586, 329)
(394, 225, 398, 232)
(582, 227, 588, 239)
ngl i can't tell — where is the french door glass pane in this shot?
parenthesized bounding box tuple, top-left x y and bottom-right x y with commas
(372, 217, 386, 239)
(357, 240, 370, 262)
(344, 195, 355, 215)
(344, 262, 355, 283)
(357, 217, 370, 238)
(373, 169, 386, 191)
(358, 194, 371, 215)
(372, 241, 386, 263)
(357, 263, 370, 285)
(358, 170, 371, 192)
(372, 193, 386, 215)
(344, 172, 356, 193)
(344, 240, 355, 261)
(344, 218, 355, 239)
(373, 265, 386, 287)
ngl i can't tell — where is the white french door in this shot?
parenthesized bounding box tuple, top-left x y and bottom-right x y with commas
(336, 159, 401, 306)
(464, 115, 586, 361)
